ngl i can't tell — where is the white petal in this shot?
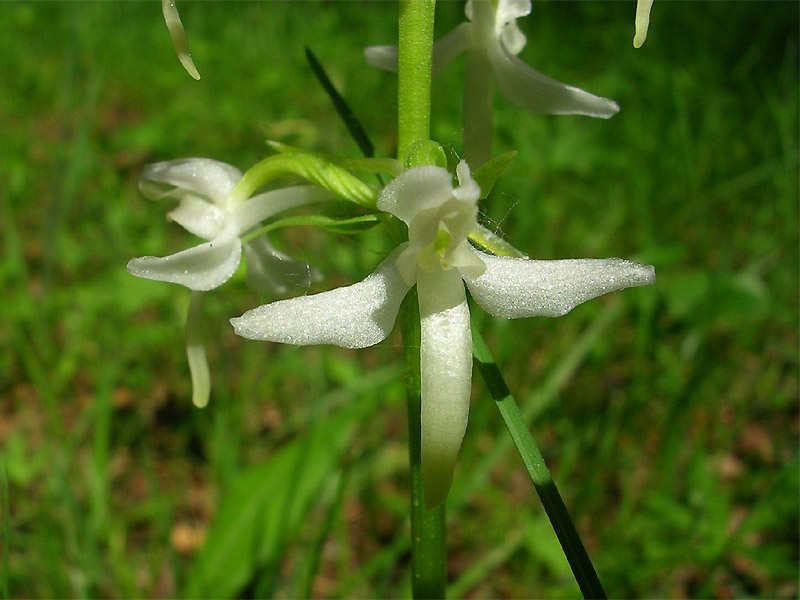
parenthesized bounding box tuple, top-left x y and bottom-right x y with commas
(499, 20, 527, 55)
(364, 45, 398, 72)
(431, 23, 473, 76)
(161, 0, 201, 80)
(140, 158, 242, 205)
(634, 0, 655, 48)
(168, 195, 228, 240)
(489, 40, 620, 118)
(243, 237, 319, 295)
(186, 291, 210, 408)
(377, 166, 454, 225)
(364, 23, 472, 77)
(231, 248, 411, 349)
(127, 229, 241, 291)
(417, 267, 472, 508)
(233, 185, 335, 233)
(495, 0, 531, 27)
(465, 251, 655, 318)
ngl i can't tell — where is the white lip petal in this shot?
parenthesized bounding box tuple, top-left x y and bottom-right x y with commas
(185, 291, 210, 408)
(417, 267, 473, 509)
(140, 158, 242, 204)
(127, 231, 242, 291)
(231, 249, 411, 349)
(465, 251, 655, 318)
(234, 185, 335, 233)
(167, 195, 228, 240)
(489, 40, 620, 118)
(243, 237, 319, 295)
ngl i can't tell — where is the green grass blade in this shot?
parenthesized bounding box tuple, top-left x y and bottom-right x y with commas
(471, 326, 607, 600)
(305, 47, 374, 159)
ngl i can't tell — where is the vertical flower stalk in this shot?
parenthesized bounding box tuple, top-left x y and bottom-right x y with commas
(397, 1, 447, 597)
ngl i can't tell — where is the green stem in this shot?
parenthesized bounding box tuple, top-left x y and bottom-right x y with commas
(397, 0, 436, 162)
(401, 290, 446, 600)
(397, 2, 446, 598)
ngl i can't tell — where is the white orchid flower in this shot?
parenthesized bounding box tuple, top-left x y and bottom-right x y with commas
(128, 158, 333, 407)
(365, 0, 619, 166)
(231, 162, 655, 507)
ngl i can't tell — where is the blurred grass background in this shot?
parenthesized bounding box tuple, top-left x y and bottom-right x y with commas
(0, 1, 797, 598)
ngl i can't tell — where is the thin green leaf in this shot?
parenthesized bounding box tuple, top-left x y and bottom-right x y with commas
(242, 214, 384, 244)
(471, 325, 607, 600)
(305, 47, 374, 159)
(471, 151, 517, 199)
(266, 141, 402, 176)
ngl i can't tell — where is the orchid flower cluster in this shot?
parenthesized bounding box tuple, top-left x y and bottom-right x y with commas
(131, 0, 656, 508)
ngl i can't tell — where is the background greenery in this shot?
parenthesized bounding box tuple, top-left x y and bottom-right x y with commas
(0, 1, 797, 598)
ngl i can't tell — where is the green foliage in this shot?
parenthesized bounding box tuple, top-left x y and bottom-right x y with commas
(0, 1, 797, 599)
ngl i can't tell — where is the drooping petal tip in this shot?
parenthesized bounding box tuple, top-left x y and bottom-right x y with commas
(162, 0, 201, 80)
(633, 0, 655, 48)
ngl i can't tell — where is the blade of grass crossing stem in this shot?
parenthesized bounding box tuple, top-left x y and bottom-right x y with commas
(400, 289, 446, 600)
(305, 47, 374, 159)
(471, 326, 607, 600)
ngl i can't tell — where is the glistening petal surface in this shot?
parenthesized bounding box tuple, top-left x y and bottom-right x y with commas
(465, 252, 655, 318)
(231, 249, 411, 349)
(488, 41, 620, 118)
(417, 268, 473, 509)
(126, 229, 241, 291)
(140, 158, 242, 204)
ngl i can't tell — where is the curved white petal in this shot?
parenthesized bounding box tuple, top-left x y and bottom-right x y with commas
(233, 185, 335, 233)
(127, 229, 241, 291)
(489, 40, 620, 118)
(365, 23, 471, 77)
(186, 291, 210, 408)
(465, 251, 655, 318)
(140, 158, 242, 205)
(432, 23, 473, 76)
(168, 195, 228, 240)
(499, 20, 527, 55)
(364, 45, 398, 72)
(231, 249, 411, 349)
(417, 267, 472, 509)
(495, 0, 532, 27)
(634, 0, 655, 48)
(162, 0, 201, 80)
(243, 237, 319, 295)
(377, 166, 454, 225)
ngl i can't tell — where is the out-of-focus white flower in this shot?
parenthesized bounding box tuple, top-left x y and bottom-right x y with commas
(231, 162, 655, 507)
(366, 0, 619, 166)
(634, 0, 655, 48)
(128, 158, 332, 407)
(162, 0, 201, 80)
